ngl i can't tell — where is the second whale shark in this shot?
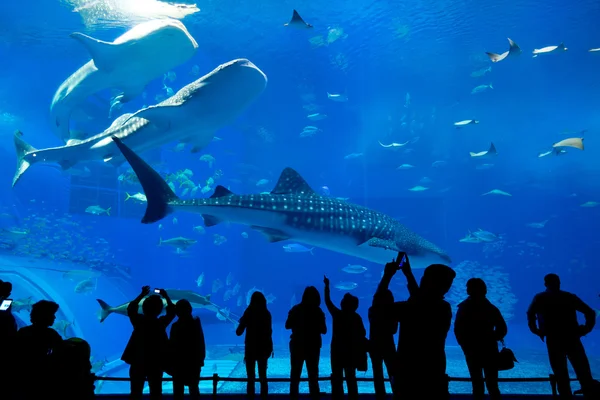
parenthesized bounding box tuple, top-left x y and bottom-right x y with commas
(51, 19, 199, 142)
(111, 137, 451, 269)
(13, 58, 267, 187)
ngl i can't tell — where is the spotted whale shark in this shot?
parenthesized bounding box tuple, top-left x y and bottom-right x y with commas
(13, 58, 267, 187)
(50, 19, 198, 142)
(111, 137, 451, 269)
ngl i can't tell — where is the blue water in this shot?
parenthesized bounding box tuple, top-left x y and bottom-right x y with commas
(1, 0, 599, 395)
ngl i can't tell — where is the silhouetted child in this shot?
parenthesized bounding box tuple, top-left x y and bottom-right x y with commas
(169, 299, 205, 400)
(286, 286, 327, 400)
(324, 275, 367, 400)
(379, 255, 456, 400)
(51, 337, 95, 400)
(0, 280, 17, 400)
(369, 286, 397, 400)
(236, 291, 273, 400)
(454, 278, 507, 400)
(122, 286, 175, 400)
(527, 273, 598, 399)
(15, 300, 63, 400)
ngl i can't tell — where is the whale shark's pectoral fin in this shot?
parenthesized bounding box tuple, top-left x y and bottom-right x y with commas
(124, 104, 178, 130)
(251, 226, 291, 243)
(70, 32, 123, 72)
(361, 237, 400, 252)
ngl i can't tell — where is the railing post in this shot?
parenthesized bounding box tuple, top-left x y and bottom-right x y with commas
(549, 374, 558, 398)
(212, 373, 219, 400)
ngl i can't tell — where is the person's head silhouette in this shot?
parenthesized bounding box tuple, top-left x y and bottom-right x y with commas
(0, 280, 12, 298)
(142, 295, 163, 318)
(302, 286, 321, 307)
(30, 300, 59, 327)
(175, 299, 193, 318)
(249, 291, 267, 310)
(466, 278, 487, 298)
(373, 288, 394, 307)
(544, 273, 560, 292)
(341, 293, 359, 312)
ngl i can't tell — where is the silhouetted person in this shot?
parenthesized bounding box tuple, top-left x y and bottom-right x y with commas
(0, 280, 17, 400)
(236, 291, 273, 399)
(169, 299, 205, 400)
(369, 284, 398, 400)
(15, 300, 63, 400)
(52, 337, 95, 400)
(379, 254, 456, 400)
(527, 273, 596, 399)
(122, 286, 175, 400)
(323, 275, 367, 400)
(454, 278, 507, 400)
(286, 286, 327, 400)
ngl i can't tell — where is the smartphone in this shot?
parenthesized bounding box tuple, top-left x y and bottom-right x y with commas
(154, 289, 161, 294)
(0, 299, 13, 311)
(397, 252, 407, 266)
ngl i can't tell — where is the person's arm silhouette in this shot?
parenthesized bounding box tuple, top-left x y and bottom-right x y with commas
(323, 275, 339, 315)
(526, 295, 544, 342)
(400, 254, 419, 297)
(236, 310, 248, 336)
(158, 289, 176, 326)
(494, 306, 508, 341)
(128, 286, 151, 325)
(572, 294, 596, 336)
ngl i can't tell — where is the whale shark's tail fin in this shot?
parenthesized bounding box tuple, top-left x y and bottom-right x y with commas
(111, 136, 179, 224)
(13, 130, 38, 188)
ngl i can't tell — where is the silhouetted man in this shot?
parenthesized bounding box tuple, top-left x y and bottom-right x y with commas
(379, 254, 456, 400)
(527, 273, 596, 399)
(0, 280, 17, 400)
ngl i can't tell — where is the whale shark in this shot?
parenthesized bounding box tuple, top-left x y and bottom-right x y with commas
(13, 58, 267, 187)
(111, 137, 451, 269)
(50, 19, 199, 142)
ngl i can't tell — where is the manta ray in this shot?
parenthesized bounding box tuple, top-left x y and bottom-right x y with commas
(111, 137, 451, 269)
(13, 58, 267, 187)
(50, 19, 198, 142)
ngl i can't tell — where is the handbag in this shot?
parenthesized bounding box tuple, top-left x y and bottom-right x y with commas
(497, 340, 518, 371)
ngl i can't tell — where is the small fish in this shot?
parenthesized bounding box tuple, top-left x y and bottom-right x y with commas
(241, 232, 248, 239)
(125, 192, 147, 203)
(334, 281, 358, 291)
(526, 220, 549, 229)
(307, 113, 327, 121)
(327, 92, 348, 102)
(482, 189, 512, 197)
(581, 201, 598, 208)
(471, 84, 493, 94)
(470, 66, 492, 78)
(85, 205, 110, 216)
(459, 234, 482, 244)
(344, 153, 363, 160)
(589, 48, 600, 52)
(471, 229, 500, 243)
(74, 278, 96, 294)
(158, 237, 197, 249)
(196, 273, 205, 287)
(476, 163, 494, 170)
(409, 186, 428, 192)
(342, 264, 367, 274)
(283, 243, 314, 254)
(432, 161, 447, 168)
(256, 179, 270, 187)
(397, 164, 415, 170)
(454, 119, 479, 127)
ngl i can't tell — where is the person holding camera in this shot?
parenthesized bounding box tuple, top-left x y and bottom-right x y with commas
(122, 286, 175, 400)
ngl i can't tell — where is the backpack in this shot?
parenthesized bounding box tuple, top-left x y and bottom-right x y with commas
(497, 340, 518, 371)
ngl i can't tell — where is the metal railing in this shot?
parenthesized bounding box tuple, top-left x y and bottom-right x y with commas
(95, 374, 567, 398)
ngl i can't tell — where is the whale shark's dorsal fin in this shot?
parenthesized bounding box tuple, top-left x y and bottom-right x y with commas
(210, 185, 234, 198)
(271, 168, 315, 195)
(285, 10, 312, 28)
(488, 142, 497, 155)
(70, 32, 121, 72)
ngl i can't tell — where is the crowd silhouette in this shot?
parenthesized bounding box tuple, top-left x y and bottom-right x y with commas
(0, 252, 599, 400)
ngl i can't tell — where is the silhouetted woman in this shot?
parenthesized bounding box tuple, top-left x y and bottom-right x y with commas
(454, 278, 507, 400)
(369, 287, 398, 400)
(170, 299, 205, 400)
(236, 291, 273, 399)
(15, 300, 63, 399)
(324, 275, 368, 400)
(286, 286, 327, 400)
